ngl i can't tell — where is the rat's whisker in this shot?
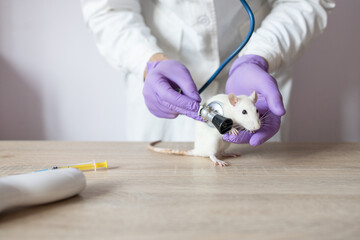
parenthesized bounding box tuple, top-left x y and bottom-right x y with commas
(260, 112, 271, 120)
(260, 114, 271, 121)
(261, 109, 270, 116)
(260, 117, 269, 123)
(239, 131, 247, 142)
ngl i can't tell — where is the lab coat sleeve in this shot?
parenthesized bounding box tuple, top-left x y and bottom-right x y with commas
(80, 0, 163, 80)
(240, 0, 335, 73)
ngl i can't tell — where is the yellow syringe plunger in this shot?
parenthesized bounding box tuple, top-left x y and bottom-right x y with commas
(58, 160, 107, 171)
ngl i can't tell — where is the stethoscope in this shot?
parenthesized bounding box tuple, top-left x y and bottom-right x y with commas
(198, 0, 254, 134)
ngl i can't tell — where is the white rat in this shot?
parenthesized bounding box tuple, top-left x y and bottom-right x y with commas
(148, 91, 261, 166)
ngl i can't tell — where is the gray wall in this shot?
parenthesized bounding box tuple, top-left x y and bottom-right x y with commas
(0, 0, 359, 141)
(290, 0, 360, 142)
(0, 0, 127, 140)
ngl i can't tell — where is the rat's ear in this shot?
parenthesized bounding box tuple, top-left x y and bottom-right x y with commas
(249, 91, 258, 103)
(228, 93, 238, 106)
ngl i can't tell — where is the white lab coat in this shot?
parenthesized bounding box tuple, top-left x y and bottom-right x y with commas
(80, 0, 335, 141)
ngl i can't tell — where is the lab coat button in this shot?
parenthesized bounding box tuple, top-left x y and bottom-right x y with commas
(197, 15, 210, 26)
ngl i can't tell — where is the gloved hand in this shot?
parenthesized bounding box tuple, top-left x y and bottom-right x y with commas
(143, 58, 202, 120)
(223, 54, 286, 146)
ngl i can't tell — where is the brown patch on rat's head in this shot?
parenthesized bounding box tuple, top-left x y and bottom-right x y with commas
(228, 93, 238, 106)
(249, 91, 258, 103)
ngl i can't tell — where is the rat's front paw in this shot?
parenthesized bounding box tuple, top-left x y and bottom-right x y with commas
(229, 128, 239, 135)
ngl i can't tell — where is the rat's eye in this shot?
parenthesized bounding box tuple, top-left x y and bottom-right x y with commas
(242, 110, 247, 115)
(256, 109, 259, 113)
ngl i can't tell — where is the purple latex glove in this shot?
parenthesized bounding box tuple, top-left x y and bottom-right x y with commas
(223, 55, 286, 146)
(143, 59, 202, 120)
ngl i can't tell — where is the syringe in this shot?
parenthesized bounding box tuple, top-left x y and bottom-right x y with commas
(36, 160, 107, 172)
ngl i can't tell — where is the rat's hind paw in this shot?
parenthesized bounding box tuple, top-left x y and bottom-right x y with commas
(215, 160, 229, 167)
(210, 155, 229, 167)
(220, 152, 241, 158)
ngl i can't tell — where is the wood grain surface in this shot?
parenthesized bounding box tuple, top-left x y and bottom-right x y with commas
(0, 141, 359, 240)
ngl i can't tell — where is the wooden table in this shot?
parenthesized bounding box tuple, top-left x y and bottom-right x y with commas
(0, 141, 359, 240)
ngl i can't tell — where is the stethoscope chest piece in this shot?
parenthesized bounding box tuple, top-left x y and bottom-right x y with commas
(198, 102, 233, 134)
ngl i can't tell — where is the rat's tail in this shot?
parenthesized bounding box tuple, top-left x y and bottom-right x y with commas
(148, 140, 192, 156)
